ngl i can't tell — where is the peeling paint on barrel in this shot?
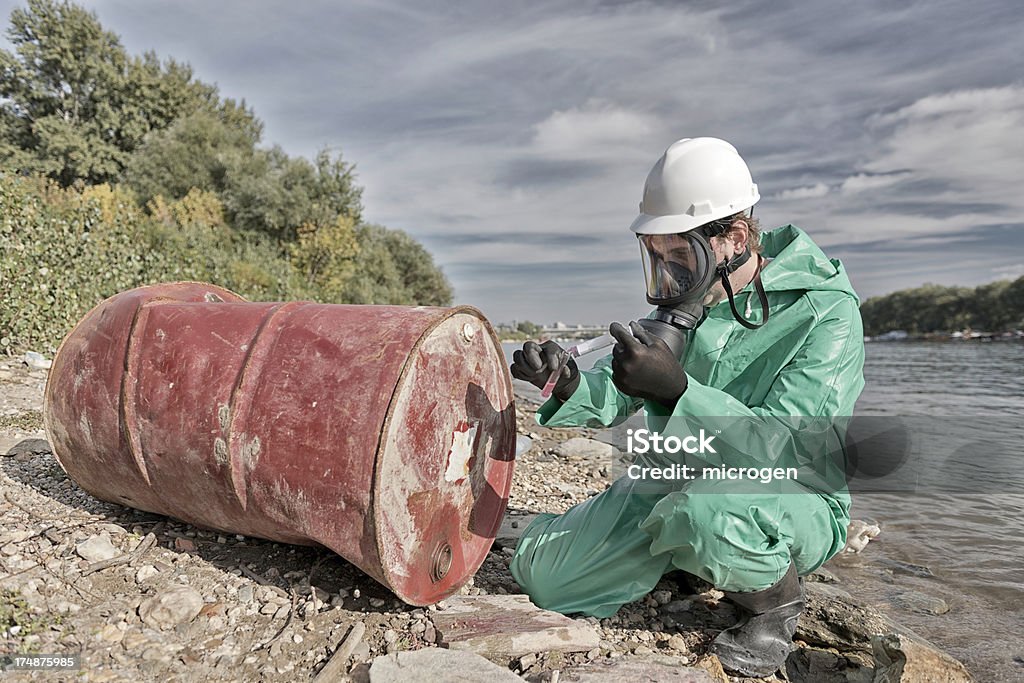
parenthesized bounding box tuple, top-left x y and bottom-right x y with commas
(43, 282, 516, 605)
(445, 421, 479, 484)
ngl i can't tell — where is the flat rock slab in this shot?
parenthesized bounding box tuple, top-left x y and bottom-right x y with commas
(555, 437, 620, 461)
(795, 585, 971, 681)
(369, 648, 522, 683)
(561, 657, 715, 682)
(432, 594, 600, 662)
(138, 586, 204, 630)
(76, 533, 119, 562)
(889, 589, 950, 615)
(495, 513, 540, 548)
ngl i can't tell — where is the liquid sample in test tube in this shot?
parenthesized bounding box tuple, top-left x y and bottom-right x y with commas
(539, 332, 615, 399)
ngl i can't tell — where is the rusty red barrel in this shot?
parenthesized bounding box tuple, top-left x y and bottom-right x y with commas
(43, 282, 516, 605)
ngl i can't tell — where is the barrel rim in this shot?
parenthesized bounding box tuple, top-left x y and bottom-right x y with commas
(371, 304, 515, 605)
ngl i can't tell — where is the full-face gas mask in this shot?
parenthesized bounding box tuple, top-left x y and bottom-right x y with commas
(635, 218, 770, 359)
(629, 137, 770, 360)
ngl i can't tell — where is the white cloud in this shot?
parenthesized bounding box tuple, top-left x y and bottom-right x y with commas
(767, 87, 1024, 251)
(395, 6, 721, 87)
(838, 172, 911, 194)
(774, 183, 830, 200)
(864, 86, 1024, 205)
(994, 263, 1024, 280)
(869, 86, 1024, 127)
(531, 100, 659, 159)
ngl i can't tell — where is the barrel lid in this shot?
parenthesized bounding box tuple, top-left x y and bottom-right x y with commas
(373, 306, 515, 605)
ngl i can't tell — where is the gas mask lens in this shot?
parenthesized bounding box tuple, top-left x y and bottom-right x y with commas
(638, 232, 714, 305)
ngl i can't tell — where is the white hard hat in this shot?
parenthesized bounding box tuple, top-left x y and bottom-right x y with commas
(629, 137, 760, 235)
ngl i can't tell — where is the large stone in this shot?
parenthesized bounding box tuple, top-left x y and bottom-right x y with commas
(785, 647, 874, 683)
(431, 594, 600, 662)
(564, 657, 715, 682)
(693, 655, 730, 683)
(369, 648, 522, 683)
(795, 585, 970, 681)
(76, 533, 119, 562)
(807, 567, 840, 584)
(889, 590, 950, 616)
(138, 586, 204, 630)
(22, 351, 52, 370)
(797, 582, 907, 653)
(871, 633, 972, 683)
(2, 438, 51, 458)
(554, 437, 620, 461)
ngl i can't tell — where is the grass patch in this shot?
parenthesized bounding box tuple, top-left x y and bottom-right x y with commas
(0, 410, 44, 431)
(0, 589, 61, 652)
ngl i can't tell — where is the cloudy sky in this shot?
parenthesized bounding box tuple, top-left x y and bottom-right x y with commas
(3, 0, 1022, 325)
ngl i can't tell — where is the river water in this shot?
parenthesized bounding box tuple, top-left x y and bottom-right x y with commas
(502, 340, 1024, 680)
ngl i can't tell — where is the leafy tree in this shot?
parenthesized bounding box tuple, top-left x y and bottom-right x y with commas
(1001, 277, 1024, 327)
(343, 224, 453, 306)
(377, 226, 453, 306)
(122, 109, 259, 205)
(289, 214, 361, 301)
(0, 1, 453, 324)
(861, 277, 1024, 335)
(971, 280, 1011, 330)
(516, 321, 542, 336)
(220, 146, 362, 241)
(147, 187, 228, 230)
(308, 149, 363, 228)
(2, 0, 362, 243)
(0, 0, 240, 185)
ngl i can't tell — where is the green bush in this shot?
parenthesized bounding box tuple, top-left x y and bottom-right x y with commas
(0, 174, 294, 353)
(2, 175, 137, 353)
(1, 174, 454, 355)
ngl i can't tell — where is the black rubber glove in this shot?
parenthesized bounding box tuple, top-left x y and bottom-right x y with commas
(609, 321, 688, 408)
(510, 340, 580, 402)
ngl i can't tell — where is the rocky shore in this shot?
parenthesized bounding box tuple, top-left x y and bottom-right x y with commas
(0, 360, 972, 681)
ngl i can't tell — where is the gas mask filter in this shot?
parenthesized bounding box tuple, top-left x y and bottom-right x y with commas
(635, 220, 770, 359)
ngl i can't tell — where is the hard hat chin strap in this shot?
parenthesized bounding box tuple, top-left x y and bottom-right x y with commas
(718, 251, 769, 330)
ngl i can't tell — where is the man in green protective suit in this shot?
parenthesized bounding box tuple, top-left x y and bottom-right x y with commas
(509, 137, 865, 677)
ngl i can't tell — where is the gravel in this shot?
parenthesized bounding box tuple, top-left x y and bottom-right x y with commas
(0, 362, 966, 682)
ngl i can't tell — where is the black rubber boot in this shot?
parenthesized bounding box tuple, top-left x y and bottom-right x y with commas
(710, 563, 804, 677)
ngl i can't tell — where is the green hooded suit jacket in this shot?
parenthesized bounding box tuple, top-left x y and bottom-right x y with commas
(535, 224, 866, 523)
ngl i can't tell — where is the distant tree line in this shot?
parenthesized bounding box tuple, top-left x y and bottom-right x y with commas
(0, 0, 452, 353)
(860, 278, 1024, 336)
(493, 321, 543, 341)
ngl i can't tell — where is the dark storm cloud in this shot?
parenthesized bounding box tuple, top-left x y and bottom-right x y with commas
(829, 224, 1024, 255)
(421, 232, 607, 248)
(495, 159, 607, 189)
